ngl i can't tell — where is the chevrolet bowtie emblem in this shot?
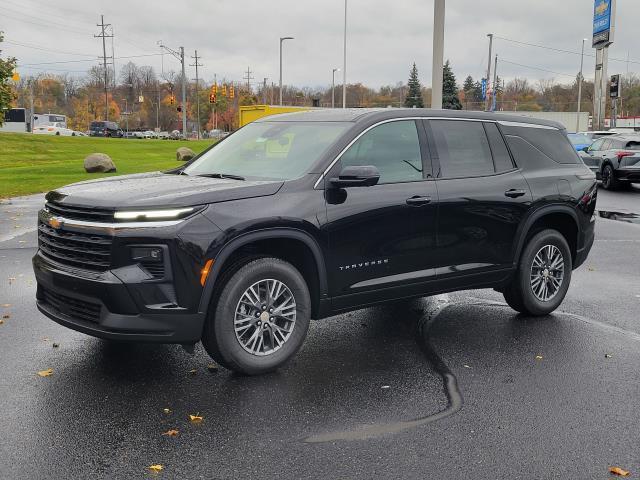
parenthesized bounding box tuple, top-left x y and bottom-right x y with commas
(48, 217, 62, 229)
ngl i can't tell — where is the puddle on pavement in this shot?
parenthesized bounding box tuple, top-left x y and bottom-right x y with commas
(598, 210, 640, 224)
(304, 297, 463, 443)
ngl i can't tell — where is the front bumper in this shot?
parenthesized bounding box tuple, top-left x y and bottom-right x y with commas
(33, 252, 204, 343)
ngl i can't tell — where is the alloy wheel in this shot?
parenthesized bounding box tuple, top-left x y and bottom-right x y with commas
(529, 245, 565, 302)
(234, 279, 297, 356)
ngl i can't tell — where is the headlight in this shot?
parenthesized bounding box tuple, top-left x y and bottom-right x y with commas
(114, 207, 198, 221)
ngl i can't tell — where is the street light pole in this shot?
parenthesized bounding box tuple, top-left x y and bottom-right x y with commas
(485, 33, 493, 111)
(576, 38, 587, 133)
(160, 43, 187, 138)
(431, 0, 445, 109)
(279, 36, 294, 106)
(332, 68, 340, 108)
(342, 0, 348, 109)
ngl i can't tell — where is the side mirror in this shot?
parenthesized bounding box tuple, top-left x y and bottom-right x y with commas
(330, 165, 380, 188)
(582, 146, 589, 152)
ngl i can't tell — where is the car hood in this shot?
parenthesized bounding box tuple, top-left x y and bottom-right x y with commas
(46, 172, 284, 208)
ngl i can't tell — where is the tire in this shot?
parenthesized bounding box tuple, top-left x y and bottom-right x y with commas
(202, 257, 311, 375)
(503, 229, 572, 316)
(601, 163, 620, 190)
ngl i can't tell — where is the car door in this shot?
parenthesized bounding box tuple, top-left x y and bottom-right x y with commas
(324, 119, 439, 308)
(425, 119, 532, 283)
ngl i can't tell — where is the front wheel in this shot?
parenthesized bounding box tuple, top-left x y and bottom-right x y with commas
(503, 229, 572, 316)
(601, 164, 620, 190)
(202, 257, 311, 375)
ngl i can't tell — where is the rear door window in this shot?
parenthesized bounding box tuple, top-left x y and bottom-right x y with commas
(484, 123, 515, 172)
(430, 120, 494, 178)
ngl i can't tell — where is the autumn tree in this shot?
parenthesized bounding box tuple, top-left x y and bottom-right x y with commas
(0, 32, 17, 125)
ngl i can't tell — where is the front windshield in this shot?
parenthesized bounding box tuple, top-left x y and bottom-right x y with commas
(568, 133, 591, 145)
(184, 121, 350, 180)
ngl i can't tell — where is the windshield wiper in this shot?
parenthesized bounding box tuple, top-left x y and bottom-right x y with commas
(196, 173, 246, 181)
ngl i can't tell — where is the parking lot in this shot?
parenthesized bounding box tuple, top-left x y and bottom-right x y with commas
(1, 186, 639, 479)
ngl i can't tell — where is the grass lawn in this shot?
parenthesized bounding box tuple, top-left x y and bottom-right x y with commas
(0, 133, 216, 198)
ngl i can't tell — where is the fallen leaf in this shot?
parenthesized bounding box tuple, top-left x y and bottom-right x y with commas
(605, 354, 613, 359)
(2, 314, 10, 319)
(37, 369, 53, 377)
(163, 408, 171, 414)
(535, 355, 543, 360)
(162, 429, 179, 437)
(188, 369, 197, 375)
(189, 414, 203, 423)
(609, 466, 630, 477)
(52, 343, 59, 348)
(148, 464, 164, 473)
(381, 385, 390, 389)
(463, 364, 471, 368)
(206, 364, 219, 373)
(0, 319, 4, 325)
(588, 266, 595, 271)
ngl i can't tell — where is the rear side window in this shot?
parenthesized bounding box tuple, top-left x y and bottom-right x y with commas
(430, 120, 494, 177)
(484, 123, 515, 172)
(509, 127, 579, 164)
(625, 141, 640, 151)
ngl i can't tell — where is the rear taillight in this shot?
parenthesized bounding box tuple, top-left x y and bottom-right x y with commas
(616, 151, 635, 160)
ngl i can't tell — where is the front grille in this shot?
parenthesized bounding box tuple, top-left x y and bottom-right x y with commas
(38, 221, 112, 271)
(45, 202, 115, 222)
(39, 286, 101, 323)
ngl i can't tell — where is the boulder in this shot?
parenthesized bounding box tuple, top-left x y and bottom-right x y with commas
(176, 146, 196, 162)
(84, 153, 116, 173)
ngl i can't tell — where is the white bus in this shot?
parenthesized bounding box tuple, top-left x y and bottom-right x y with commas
(33, 113, 67, 129)
(0, 108, 29, 133)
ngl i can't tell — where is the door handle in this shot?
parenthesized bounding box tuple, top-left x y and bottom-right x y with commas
(406, 195, 432, 206)
(504, 189, 526, 198)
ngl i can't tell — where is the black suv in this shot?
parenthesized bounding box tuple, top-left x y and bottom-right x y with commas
(33, 109, 597, 375)
(89, 120, 123, 137)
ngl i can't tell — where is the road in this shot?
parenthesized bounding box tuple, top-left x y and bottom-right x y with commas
(1, 186, 639, 479)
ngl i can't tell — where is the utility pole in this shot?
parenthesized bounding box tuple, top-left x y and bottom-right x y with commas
(342, 0, 348, 109)
(213, 73, 217, 132)
(485, 33, 493, 111)
(160, 43, 187, 137)
(431, 0, 445, 109)
(243, 67, 254, 94)
(576, 38, 586, 133)
(263, 78, 268, 104)
(332, 68, 340, 108)
(279, 37, 294, 105)
(95, 15, 113, 121)
(492, 54, 498, 111)
(190, 50, 203, 139)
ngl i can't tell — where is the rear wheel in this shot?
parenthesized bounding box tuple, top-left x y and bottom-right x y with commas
(503, 229, 572, 316)
(601, 164, 620, 190)
(202, 257, 310, 375)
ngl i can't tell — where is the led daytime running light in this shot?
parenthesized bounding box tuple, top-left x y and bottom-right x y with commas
(114, 207, 194, 220)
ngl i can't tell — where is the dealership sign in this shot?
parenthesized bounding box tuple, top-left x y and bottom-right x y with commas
(593, 0, 615, 47)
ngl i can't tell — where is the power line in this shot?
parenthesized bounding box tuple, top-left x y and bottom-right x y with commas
(18, 53, 165, 67)
(1, 9, 92, 36)
(494, 35, 640, 66)
(3, 39, 91, 57)
(500, 59, 577, 78)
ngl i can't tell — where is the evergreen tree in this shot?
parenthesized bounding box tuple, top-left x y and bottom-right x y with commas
(442, 60, 462, 110)
(472, 80, 484, 103)
(0, 32, 17, 126)
(462, 75, 475, 94)
(404, 63, 424, 108)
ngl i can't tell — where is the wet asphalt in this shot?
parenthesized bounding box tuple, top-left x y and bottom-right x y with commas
(1, 186, 639, 479)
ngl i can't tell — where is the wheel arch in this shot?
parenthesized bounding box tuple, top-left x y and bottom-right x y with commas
(512, 205, 580, 266)
(198, 228, 328, 317)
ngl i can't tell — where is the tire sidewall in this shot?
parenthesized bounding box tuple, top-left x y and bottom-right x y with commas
(602, 164, 614, 190)
(517, 230, 572, 315)
(212, 259, 310, 374)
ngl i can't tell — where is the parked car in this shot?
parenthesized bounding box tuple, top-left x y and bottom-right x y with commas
(567, 133, 592, 152)
(158, 131, 170, 140)
(89, 121, 123, 137)
(143, 130, 158, 139)
(33, 123, 75, 136)
(580, 134, 640, 189)
(123, 131, 144, 139)
(73, 131, 88, 137)
(33, 109, 596, 375)
(169, 130, 183, 140)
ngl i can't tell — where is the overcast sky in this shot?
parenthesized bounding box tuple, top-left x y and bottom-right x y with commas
(2, 0, 638, 90)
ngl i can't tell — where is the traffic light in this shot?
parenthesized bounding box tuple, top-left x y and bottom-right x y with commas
(212, 83, 218, 95)
(209, 93, 216, 104)
(222, 84, 227, 97)
(229, 85, 235, 99)
(610, 74, 621, 98)
(169, 94, 175, 105)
